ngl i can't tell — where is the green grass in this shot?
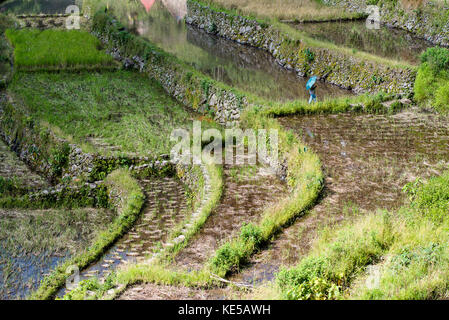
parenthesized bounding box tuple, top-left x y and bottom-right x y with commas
(5, 29, 116, 70)
(161, 162, 224, 261)
(261, 92, 402, 117)
(275, 171, 449, 300)
(8, 71, 217, 157)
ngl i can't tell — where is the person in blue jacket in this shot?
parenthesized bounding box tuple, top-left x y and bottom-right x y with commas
(307, 76, 318, 104)
(309, 83, 317, 104)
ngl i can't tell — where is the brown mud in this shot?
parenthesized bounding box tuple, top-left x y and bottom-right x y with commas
(173, 162, 287, 272)
(58, 176, 190, 298)
(231, 109, 449, 285)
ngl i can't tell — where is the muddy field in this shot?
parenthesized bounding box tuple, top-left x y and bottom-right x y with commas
(232, 109, 449, 285)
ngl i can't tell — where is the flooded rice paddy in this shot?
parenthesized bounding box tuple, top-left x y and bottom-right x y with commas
(174, 162, 287, 271)
(294, 20, 435, 65)
(58, 176, 190, 298)
(0, 207, 116, 300)
(231, 109, 449, 286)
(123, 1, 352, 101)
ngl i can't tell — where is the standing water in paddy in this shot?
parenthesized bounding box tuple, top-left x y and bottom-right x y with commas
(121, 1, 352, 101)
(294, 20, 435, 65)
(232, 110, 449, 286)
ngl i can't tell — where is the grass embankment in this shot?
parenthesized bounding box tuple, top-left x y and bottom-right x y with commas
(208, 0, 363, 22)
(8, 71, 217, 157)
(414, 47, 449, 114)
(275, 171, 449, 300)
(5, 29, 116, 71)
(30, 169, 145, 300)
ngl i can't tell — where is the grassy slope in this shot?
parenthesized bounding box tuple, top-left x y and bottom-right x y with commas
(276, 171, 449, 300)
(8, 71, 216, 157)
(208, 0, 363, 22)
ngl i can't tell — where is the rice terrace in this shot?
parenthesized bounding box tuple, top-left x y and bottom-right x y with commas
(0, 0, 448, 304)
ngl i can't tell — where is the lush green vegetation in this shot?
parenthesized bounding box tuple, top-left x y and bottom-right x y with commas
(5, 29, 116, 71)
(415, 47, 449, 113)
(8, 71, 217, 157)
(276, 171, 449, 300)
(194, 0, 412, 68)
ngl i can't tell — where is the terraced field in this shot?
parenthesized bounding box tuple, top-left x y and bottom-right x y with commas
(1, 0, 448, 302)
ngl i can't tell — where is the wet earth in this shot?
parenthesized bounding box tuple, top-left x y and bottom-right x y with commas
(174, 163, 287, 271)
(231, 109, 449, 285)
(58, 176, 190, 298)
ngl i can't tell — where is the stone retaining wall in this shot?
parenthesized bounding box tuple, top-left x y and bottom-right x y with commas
(186, 0, 416, 94)
(92, 12, 247, 127)
(0, 93, 172, 184)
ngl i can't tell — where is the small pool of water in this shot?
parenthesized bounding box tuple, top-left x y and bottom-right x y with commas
(294, 20, 435, 65)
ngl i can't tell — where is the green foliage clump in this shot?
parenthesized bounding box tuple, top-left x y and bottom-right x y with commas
(420, 47, 449, 74)
(415, 47, 449, 113)
(5, 29, 115, 70)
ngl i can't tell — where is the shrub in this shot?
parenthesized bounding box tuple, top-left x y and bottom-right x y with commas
(420, 47, 449, 74)
(434, 80, 449, 113)
(239, 223, 263, 248)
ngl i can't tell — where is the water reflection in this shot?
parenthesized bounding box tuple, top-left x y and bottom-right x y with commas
(126, 0, 352, 101)
(0, 0, 76, 14)
(294, 20, 435, 65)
